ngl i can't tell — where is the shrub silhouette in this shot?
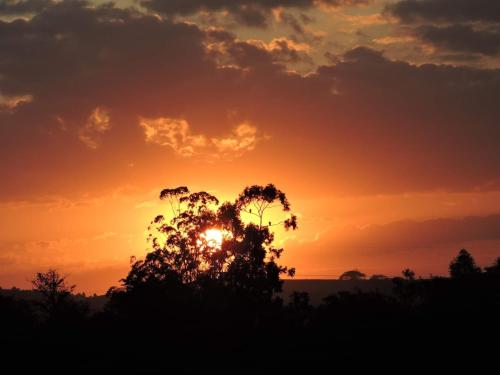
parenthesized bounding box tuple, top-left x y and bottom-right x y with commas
(31, 269, 88, 323)
(449, 249, 481, 278)
(370, 274, 388, 280)
(339, 269, 366, 280)
(484, 257, 500, 275)
(402, 268, 416, 281)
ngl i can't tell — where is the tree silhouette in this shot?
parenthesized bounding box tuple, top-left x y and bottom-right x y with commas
(236, 184, 297, 230)
(449, 249, 481, 278)
(402, 268, 415, 281)
(370, 274, 388, 280)
(339, 269, 366, 281)
(31, 269, 86, 321)
(484, 257, 500, 275)
(120, 184, 298, 302)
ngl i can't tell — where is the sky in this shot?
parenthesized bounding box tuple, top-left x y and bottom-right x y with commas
(1, 0, 500, 294)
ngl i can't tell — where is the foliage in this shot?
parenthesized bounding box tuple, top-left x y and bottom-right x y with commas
(449, 249, 481, 278)
(339, 269, 366, 281)
(120, 184, 298, 303)
(402, 268, 416, 281)
(484, 257, 500, 275)
(31, 269, 87, 322)
(370, 274, 388, 280)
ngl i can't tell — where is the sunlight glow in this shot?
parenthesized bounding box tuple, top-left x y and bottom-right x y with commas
(198, 228, 231, 250)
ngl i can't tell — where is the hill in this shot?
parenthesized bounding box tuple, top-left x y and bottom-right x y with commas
(281, 279, 394, 305)
(1, 279, 393, 308)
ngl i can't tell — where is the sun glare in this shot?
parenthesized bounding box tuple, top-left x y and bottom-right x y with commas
(198, 228, 231, 250)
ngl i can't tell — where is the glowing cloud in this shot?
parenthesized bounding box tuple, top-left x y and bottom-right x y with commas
(78, 107, 111, 149)
(0, 93, 33, 112)
(139, 117, 264, 159)
(212, 123, 261, 156)
(139, 117, 207, 157)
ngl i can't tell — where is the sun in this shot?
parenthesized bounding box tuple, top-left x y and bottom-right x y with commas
(198, 228, 231, 250)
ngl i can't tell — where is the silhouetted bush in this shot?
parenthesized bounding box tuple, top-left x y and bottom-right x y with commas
(449, 249, 481, 278)
(339, 269, 366, 280)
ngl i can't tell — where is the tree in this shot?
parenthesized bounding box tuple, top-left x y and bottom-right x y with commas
(484, 257, 500, 275)
(370, 274, 388, 280)
(236, 184, 297, 230)
(31, 269, 85, 321)
(120, 184, 298, 302)
(402, 268, 415, 281)
(339, 270, 366, 281)
(449, 249, 481, 278)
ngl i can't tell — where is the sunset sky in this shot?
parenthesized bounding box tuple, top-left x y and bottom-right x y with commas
(1, 0, 500, 294)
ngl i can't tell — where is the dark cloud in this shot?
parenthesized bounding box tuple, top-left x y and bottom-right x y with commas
(0, 1, 210, 106)
(140, 0, 370, 27)
(387, 0, 500, 24)
(278, 11, 324, 45)
(417, 24, 500, 56)
(313, 48, 500, 194)
(0, 0, 54, 16)
(206, 27, 312, 68)
(337, 214, 500, 250)
(280, 11, 306, 35)
(386, 0, 500, 57)
(342, 46, 386, 63)
(1, 0, 500, 199)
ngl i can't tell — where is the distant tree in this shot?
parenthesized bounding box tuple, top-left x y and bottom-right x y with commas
(32, 269, 74, 309)
(484, 257, 500, 275)
(339, 270, 366, 281)
(402, 268, 415, 281)
(31, 269, 86, 321)
(370, 274, 388, 280)
(449, 249, 481, 278)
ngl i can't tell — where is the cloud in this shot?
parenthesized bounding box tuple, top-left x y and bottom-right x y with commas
(140, 0, 371, 27)
(373, 36, 416, 45)
(386, 0, 500, 57)
(246, 37, 313, 64)
(0, 92, 33, 112)
(78, 107, 111, 149)
(139, 117, 264, 158)
(297, 212, 500, 276)
(139, 117, 207, 157)
(335, 214, 500, 251)
(0, 0, 55, 16)
(1, 1, 500, 199)
(386, 0, 500, 24)
(205, 30, 313, 70)
(416, 24, 500, 56)
(313, 47, 500, 193)
(211, 123, 262, 157)
(343, 13, 388, 26)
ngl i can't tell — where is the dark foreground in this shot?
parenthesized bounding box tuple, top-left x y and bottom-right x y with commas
(1, 272, 499, 373)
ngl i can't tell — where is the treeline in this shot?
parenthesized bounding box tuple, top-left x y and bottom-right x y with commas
(1, 249, 499, 373)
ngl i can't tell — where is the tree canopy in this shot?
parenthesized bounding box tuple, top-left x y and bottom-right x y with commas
(339, 270, 366, 281)
(449, 249, 481, 278)
(119, 184, 298, 302)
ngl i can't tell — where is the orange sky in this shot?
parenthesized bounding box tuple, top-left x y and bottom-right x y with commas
(1, 0, 500, 294)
